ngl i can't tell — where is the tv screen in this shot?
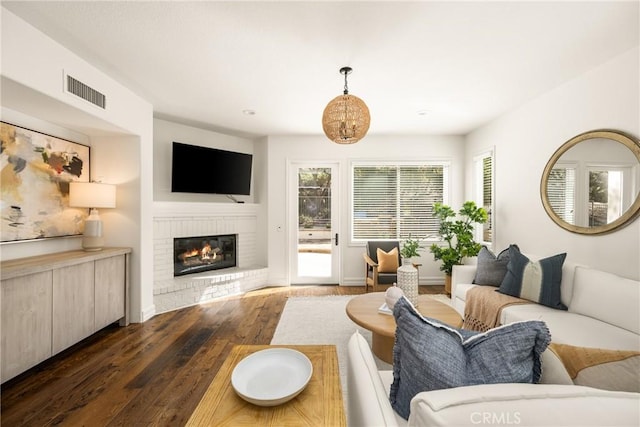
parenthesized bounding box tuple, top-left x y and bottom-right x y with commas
(171, 142, 253, 196)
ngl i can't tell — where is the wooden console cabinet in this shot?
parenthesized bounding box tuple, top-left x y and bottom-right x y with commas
(1, 247, 131, 383)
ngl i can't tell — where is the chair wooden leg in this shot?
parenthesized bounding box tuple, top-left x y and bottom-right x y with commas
(365, 266, 369, 293)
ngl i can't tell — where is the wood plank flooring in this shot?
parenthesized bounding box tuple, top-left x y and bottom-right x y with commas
(1, 284, 444, 426)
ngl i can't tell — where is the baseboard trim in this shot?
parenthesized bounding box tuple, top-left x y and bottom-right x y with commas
(140, 305, 156, 323)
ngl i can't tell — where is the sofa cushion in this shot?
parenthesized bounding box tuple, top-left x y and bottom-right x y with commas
(557, 260, 581, 307)
(473, 245, 516, 286)
(569, 267, 640, 335)
(499, 246, 567, 310)
(539, 348, 574, 385)
(376, 272, 400, 285)
(501, 304, 640, 351)
(389, 297, 550, 420)
(408, 383, 640, 427)
(379, 371, 410, 426)
(453, 283, 475, 315)
(549, 343, 640, 393)
(346, 331, 401, 426)
(451, 264, 477, 304)
(377, 247, 400, 273)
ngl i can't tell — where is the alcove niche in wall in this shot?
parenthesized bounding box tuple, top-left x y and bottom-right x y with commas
(1, 76, 144, 320)
(1, 77, 140, 257)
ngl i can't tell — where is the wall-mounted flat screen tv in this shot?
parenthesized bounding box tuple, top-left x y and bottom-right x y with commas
(171, 141, 253, 196)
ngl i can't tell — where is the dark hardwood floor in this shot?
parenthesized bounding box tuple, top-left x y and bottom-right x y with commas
(1, 284, 444, 426)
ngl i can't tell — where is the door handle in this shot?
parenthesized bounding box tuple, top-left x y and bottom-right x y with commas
(334, 233, 339, 246)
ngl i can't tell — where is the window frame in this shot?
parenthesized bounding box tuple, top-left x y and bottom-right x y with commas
(473, 149, 494, 248)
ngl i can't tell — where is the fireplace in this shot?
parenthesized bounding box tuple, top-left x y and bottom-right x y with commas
(174, 234, 237, 276)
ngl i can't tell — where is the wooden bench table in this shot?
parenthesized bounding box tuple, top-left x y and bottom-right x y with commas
(186, 344, 345, 426)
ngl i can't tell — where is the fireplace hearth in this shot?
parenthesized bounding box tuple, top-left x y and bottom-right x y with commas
(174, 234, 236, 276)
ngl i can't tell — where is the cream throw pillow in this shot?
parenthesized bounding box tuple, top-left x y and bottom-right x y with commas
(377, 247, 399, 273)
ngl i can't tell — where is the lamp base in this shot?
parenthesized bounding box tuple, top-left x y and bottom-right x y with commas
(82, 209, 105, 251)
(82, 235, 104, 251)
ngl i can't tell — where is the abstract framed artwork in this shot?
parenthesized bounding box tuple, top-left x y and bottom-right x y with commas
(1, 121, 90, 243)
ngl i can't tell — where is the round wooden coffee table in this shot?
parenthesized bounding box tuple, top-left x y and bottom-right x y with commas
(345, 292, 462, 364)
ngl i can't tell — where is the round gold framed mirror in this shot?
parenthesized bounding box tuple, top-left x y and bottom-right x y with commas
(540, 129, 640, 235)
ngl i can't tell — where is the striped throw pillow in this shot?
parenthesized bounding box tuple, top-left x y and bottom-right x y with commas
(498, 246, 567, 310)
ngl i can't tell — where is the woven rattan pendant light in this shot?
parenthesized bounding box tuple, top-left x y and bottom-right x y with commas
(322, 66, 370, 144)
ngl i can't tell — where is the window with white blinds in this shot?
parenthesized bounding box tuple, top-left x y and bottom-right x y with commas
(481, 155, 493, 244)
(482, 156, 492, 209)
(351, 163, 448, 241)
(473, 151, 494, 245)
(548, 166, 576, 224)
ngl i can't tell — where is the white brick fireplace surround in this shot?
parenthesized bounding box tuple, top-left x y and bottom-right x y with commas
(153, 202, 267, 314)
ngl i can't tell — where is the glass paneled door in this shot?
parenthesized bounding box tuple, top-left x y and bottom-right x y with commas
(289, 163, 339, 284)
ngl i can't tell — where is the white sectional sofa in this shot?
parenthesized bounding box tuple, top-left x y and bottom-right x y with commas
(347, 331, 640, 426)
(452, 259, 640, 351)
(346, 260, 640, 426)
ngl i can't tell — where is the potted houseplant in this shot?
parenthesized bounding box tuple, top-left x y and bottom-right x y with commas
(429, 201, 488, 295)
(397, 236, 424, 306)
(400, 236, 424, 263)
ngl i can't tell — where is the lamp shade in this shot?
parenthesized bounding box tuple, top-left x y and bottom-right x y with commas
(69, 182, 116, 208)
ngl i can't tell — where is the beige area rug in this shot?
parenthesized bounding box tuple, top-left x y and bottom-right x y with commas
(270, 293, 453, 410)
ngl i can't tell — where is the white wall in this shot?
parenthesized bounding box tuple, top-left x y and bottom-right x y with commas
(153, 118, 258, 204)
(253, 136, 269, 266)
(465, 47, 640, 280)
(152, 118, 267, 267)
(1, 9, 155, 322)
(266, 134, 466, 286)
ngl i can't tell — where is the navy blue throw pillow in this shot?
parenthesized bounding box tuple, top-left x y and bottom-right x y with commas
(498, 246, 567, 310)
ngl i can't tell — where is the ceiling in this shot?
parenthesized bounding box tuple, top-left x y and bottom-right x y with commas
(3, 1, 639, 138)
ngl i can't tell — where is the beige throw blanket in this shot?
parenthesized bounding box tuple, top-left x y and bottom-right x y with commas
(463, 286, 532, 332)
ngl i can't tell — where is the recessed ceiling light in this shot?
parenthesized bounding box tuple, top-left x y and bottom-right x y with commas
(242, 109, 256, 116)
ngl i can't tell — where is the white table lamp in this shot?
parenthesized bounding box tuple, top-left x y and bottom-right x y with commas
(69, 182, 116, 251)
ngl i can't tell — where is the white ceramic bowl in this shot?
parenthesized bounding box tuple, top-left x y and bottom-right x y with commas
(231, 348, 313, 406)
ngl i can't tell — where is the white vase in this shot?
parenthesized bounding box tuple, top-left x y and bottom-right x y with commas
(397, 258, 419, 306)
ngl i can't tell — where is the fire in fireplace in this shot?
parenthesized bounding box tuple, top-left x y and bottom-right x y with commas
(174, 234, 237, 276)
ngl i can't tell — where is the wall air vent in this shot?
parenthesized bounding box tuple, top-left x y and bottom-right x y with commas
(66, 75, 106, 109)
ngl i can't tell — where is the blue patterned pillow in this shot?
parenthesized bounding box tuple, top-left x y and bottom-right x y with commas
(499, 246, 567, 310)
(390, 297, 550, 420)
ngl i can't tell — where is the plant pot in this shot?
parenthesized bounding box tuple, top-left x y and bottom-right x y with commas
(444, 274, 452, 296)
